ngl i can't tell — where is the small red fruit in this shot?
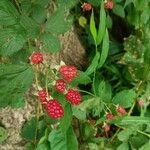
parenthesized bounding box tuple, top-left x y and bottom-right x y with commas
(66, 89, 81, 105)
(117, 106, 127, 115)
(30, 52, 43, 64)
(59, 65, 78, 82)
(38, 89, 48, 104)
(103, 123, 110, 132)
(46, 99, 64, 119)
(55, 79, 66, 93)
(104, 1, 113, 9)
(106, 113, 115, 120)
(138, 100, 144, 107)
(82, 3, 92, 11)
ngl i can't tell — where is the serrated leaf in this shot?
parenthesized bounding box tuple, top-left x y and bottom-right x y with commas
(85, 52, 100, 75)
(98, 80, 112, 103)
(113, 89, 136, 108)
(21, 117, 37, 141)
(60, 104, 72, 134)
(36, 143, 50, 150)
(98, 29, 109, 68)
(0, 0, 19, 26)
(113, 4, 125, 18)
(96, 1, 106, 45)
(45, 8, 70, 34)
(124, 0, 133, 8)
(0, 64, 33, 107)
(118, 116, 150, 126)
(48, 127, 78, 150)
(0, 127, 7, 143)
(90, 10, 97, 43)
(57, 0, 78, 9)
(0, 26, 27, 56)
(71, 71, 92, 86)
(117, 142, 129, 150)
(40, 34, 60, 53)
(20, 15, 40, 39)
(118, 129, 133, 141)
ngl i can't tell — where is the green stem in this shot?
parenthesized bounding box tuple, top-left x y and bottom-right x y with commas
(77, 89, 95, 97)
(137, 130, 150, 138)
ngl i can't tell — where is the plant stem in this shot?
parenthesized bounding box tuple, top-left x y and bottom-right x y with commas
(137, 130, 150, 138)
(77, 89, 95, 97)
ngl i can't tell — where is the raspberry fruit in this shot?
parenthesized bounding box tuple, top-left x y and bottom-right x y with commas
(82, 3, 92, 11)
(55, 79, 66, 93)
(46, 99, 64, 119)
(138, 100, 144, 107)
(38, 89, 48, 104)
(117, 106, 127, 115)
(104, 1, 113, 9)
(66, 89, 81, 105)
(59, 65, 78, 82)
(103, 123, 110, 132)
(106, 113, 115, 120)
(30, 52, 43, 64)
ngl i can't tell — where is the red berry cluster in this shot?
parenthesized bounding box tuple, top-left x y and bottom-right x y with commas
(104, 1, 114, 9)
(82, 3, 92, 11)
(59, 65, 78, 82)
(46, 99, 64, 119)
(30, 52, 43, 64)
(31, 54, 82, 119)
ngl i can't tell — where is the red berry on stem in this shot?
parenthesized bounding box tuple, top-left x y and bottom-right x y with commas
(55, 79, 66, 93)
(117, 106, 127, 115)
(103, 123, 110, 132)
(104, 1, 113, 9)
(30, 52, 43, 64)
(138, 100, 144, 107)
(66, 89, 81, 105)
(59, 65, 78, 82)
(82, 3, 92, 11)
(38, 89, 48, 104)
(46, 99, 64, 119)
(106, 113, 115, 120)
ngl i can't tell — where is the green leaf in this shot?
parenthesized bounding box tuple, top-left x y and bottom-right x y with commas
(96, 1, 106, 45)
(57, 0, 78, 9)
(0, 0, 19, 26)
(48, 127, 78, 150)
(98, 29, 109, 68)
(31, 4, 47, 24)
(90, 10, 97, 43)
(0, 64, 33, 107)
(106, 14, 112, 29)
(0, 127, 7, 143)
(72, 106, 86, 120)
(76, 97, 100, 112)
(113, 89, 136, 108)
(21, 117, 37, 141)
(85, 52, 100, 75)
(0, 26, 27, 56)
(117, 142, 129, 150)
(124, 0, 133, 8)
(139, 141, 150, 150)
(20, 15, 40, 39)
(71, 71, 92, 86)
(98, 80, 112, 103)
(40, 34, 60, 53)
(45, 8, 70, 34)
(118, 116, 150, 126)
(118, 129, 133, 141)
(113, 4, 125, 18)
(60, 104, 72, 134)
(36, 143, 50, 150)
